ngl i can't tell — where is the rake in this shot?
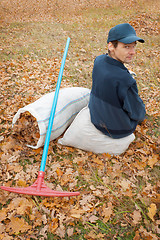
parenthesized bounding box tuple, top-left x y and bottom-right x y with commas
(1, 38, 80, 197)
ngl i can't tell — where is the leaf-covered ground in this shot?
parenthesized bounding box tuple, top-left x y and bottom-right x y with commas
(0, 0, 159, 239)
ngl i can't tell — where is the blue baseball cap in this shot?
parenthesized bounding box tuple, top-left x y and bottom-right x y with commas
(107, 23, 144, 44)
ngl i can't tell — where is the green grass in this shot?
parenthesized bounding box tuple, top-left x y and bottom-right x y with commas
(0, 22, 66, 61)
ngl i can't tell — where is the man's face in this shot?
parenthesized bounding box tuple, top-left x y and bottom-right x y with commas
(109, 41, 137, 64)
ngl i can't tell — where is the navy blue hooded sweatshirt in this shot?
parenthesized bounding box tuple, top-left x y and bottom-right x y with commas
(88, 54, 146, 139)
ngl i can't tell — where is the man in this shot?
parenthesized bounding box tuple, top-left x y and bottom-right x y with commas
(88, 23, 146, 139)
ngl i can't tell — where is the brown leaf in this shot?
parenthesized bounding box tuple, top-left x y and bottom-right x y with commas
(133, 230, 141, 240)
(91, 157, 103, 165)
(6, 217, 32, 235)
(102, 202, 113, 223)
(119, 179, 131, 191)
(67, 227, 74, 237)
(132, 210, 142, 224)
(7, 164, 23, 173)
(133, 160, 147, 170)
(48, 218, 59, 233)
(0, 209, 7, 222)
(89, 215, 98, 223)
(8, 198, 34, 215)
(17, 179, 27, 187)
(147, 203, 157, 221)
(148, 154, 159, 168)
(70, 209, 85, 219)
(0, 223, 5, 234)
(56, 167, 63, 177)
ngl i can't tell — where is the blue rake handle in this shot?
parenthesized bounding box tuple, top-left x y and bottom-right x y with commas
(40, 37, 70, 172)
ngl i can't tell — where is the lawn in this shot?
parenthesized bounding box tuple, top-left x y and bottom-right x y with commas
(0, 0, 159, 239)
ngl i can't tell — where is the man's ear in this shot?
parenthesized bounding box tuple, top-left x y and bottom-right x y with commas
(108, 42, 114, 52)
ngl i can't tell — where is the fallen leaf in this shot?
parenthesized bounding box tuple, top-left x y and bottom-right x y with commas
(0, 208, 7, 222)
(91, 157, 103, 165)
(148, 154, 159, 168)
(70, 209, 84, 219)
(48, 218, 59, 233)
(132, 210, 142, 224)
(119, 179, 131, 191)
(89, 215, 98, 223)
(0, 223, 5, 234)
(6, 217, 32, 234)
(67, 227, 74, 237)
(56, 226, 65, 238)
(8, 198, 34, 215)
(17, 179, 28, 187)
(7, 164, 23, 173)
(133, 230, 141, 240)
(102, 202, 113, 222)
(56, 167, 63, 177)
(147, 203, 157, 221)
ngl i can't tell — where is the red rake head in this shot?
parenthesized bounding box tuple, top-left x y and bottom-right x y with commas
(0, 171, 80, 197)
